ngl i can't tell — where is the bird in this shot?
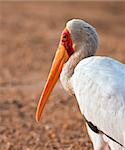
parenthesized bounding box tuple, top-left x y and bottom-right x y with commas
(35, 19, 125, 150)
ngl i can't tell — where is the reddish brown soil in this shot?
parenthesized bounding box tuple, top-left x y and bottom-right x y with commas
(0, 2, 125, 150)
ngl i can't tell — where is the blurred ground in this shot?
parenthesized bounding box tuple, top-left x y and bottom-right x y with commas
(0, 1, 125, 150)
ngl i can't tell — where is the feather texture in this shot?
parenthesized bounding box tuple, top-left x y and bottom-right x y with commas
(71, 56, 125, 147)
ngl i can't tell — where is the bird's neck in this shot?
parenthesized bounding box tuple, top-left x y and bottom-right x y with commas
(60, 49, 88, 95)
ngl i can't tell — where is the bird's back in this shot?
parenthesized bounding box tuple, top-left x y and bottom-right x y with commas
(72, 56, 125, 144)
(74, 56, 125, 97)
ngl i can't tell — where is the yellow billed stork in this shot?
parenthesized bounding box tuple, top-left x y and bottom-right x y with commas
(35, 19, 125, 150)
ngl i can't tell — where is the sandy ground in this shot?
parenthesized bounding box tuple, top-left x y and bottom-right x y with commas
(0, 1, 125, 150)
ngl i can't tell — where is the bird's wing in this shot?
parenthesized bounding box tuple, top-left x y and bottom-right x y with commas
(71, 56, 125, 144)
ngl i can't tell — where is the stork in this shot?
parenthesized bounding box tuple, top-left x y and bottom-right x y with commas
(35, 19, 125, 150)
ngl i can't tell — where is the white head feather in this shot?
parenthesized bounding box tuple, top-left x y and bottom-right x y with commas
(60, 19, 100, 95)
(66, 19, 99, 57)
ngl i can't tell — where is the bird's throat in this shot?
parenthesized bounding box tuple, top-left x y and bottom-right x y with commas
(60, 49, 86, 95)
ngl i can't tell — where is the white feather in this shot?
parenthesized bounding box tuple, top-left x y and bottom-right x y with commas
(60, 19, 125, 149)
(71, 56, 125, 147)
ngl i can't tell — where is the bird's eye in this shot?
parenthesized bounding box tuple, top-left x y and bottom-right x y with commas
(62, 35, 67, 42)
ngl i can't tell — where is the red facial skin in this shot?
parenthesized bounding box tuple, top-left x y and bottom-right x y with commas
(61, 29, 74, 57)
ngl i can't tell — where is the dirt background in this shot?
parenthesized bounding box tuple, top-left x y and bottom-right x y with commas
(0, 1, 125, 150)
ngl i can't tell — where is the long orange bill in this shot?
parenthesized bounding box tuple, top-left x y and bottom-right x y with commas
(36, 44, 69, 122)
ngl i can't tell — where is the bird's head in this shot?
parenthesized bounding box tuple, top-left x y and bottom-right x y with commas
(35, 19, 99, 122)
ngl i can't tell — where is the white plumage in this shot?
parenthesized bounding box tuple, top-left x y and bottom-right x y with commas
(36, 19, 125, 150)
(60, 19, 125, 149)
(71, 56, 125, 149)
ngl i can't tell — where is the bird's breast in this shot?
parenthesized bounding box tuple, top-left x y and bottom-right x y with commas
(71, 56, 125, 133)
